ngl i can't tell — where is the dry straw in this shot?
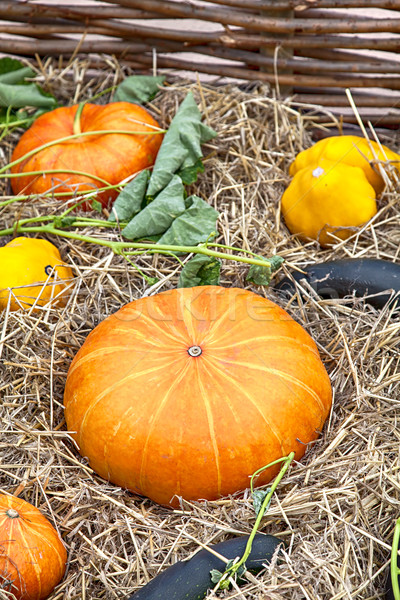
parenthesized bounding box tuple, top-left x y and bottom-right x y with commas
(0, 55, 400, 599)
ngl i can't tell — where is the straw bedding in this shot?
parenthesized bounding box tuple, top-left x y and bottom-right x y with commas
(1, 55, 400, 600)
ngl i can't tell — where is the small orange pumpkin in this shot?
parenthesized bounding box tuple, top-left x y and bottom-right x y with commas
(64, 286, 332, 506)
(0, 494, 67, 600)
(10, 102, 163, 210)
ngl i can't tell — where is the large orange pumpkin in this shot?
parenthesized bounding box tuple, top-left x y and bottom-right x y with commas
(10, 102, 163, 210)
(0, 494, 67, 600)
(64, 286, 332, 506)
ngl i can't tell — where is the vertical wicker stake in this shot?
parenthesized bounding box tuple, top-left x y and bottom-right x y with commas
(260, 1, 294, 98)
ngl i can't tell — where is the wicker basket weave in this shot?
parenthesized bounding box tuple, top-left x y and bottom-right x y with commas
(1, 0, 400, 126)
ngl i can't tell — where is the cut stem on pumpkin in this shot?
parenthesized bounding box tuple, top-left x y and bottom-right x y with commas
(73, 102, 85, 136)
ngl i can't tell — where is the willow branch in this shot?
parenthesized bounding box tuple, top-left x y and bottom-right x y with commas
(199, 0, 400, 8)
(100, 0, 400, 34)
(0, 2, 157, 22)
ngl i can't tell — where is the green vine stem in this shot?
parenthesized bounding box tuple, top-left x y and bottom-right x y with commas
(390, 517, 400, 600)
(2, 168, 111, 187)
(217, 452, 295, 588)
(0, 182, 123, 208)
(0, 223, 281, 270)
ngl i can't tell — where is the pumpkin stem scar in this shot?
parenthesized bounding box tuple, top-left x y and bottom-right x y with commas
(187, 345, 202, 357)
(44, 265, 55, 277)
(5, 509, 19, 518)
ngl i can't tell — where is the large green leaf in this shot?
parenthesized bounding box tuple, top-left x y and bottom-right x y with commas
(108, 92, 219, 251)
(114, 75, 165, 104)
(0, 82, 56, 109)
(121, 175, 186, 240)
(146, 92, 217, 198)
(0, 57, 56, 109)
(157, 195, 219, 246)
(0, 57, 35, 84)
(178, 254, 221, 288)
(109, 170, 150, 223)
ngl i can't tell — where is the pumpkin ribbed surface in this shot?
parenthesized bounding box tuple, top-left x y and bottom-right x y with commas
(64, 286, 332, 506)
(0, 495, 67, 600)
(10, 102, 163, 209)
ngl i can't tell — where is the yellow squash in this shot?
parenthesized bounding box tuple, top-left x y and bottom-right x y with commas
(289, 135, 400, 195)
(0, 237, 73, 311)
(281, 158, 377, 247)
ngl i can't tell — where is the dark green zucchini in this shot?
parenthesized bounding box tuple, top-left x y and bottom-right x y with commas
(128, 533, 284, 599)
(274, 259, 400, 310)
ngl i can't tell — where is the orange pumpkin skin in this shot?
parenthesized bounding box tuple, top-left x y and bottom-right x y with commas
(64, 286, 332, 506)
(0, 495, 67, 600)
(10, 102, 163, 210)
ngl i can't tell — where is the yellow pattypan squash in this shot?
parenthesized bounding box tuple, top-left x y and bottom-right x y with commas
(281, 158, 377, 247)
(0, 237, 73, 311)
(289, 135, 400, 195)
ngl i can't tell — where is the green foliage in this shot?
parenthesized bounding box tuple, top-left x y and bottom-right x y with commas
(0, 58, 35, 84)
(114, 75, 165, 104)
(146, 92, 217, 198)
(0, 57, 56, 110)
(0, 83, 56, 109)
(121, 175, 186, 240)
(178, 254, 221, 288)
(109, 93, 219, 251)
(108, 170, 150, 223)
(252, 488, 272, 516)
(210, 559, 246, 588)
(91, 199, 103, 214)
(246, 255, 284, 286)
(178, 156, 205, 186)
(0, 57, 56, 131)
(157, 195, 218, 246)
(53, 216, 77, 229)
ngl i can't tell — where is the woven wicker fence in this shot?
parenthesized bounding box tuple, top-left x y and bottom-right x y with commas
(2, 0, 400, 126)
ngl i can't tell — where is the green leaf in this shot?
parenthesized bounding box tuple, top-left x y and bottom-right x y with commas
(210, 569, 224, 584)
(53, 216, 77, 228)
(0, 82, 56, 109)
(146, 92, 217, 198)
(0, 107, 48, 128)
(157, 195, 219, 246)
(114, 75, 165, 104)
(145, 276, 159, 286)
(236, 564, 247, 580)
(121, 175, 186, 240)
(246, 255, 284, 286)
(109, 170, 150, 222)
(0, 108, 22, 125)
(178, 254, 221, 288)
(252, 488, 272, 516)
(91, 199, 103, 214)
(0, 57, 35, 84)
(178, 156, 205, 186)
